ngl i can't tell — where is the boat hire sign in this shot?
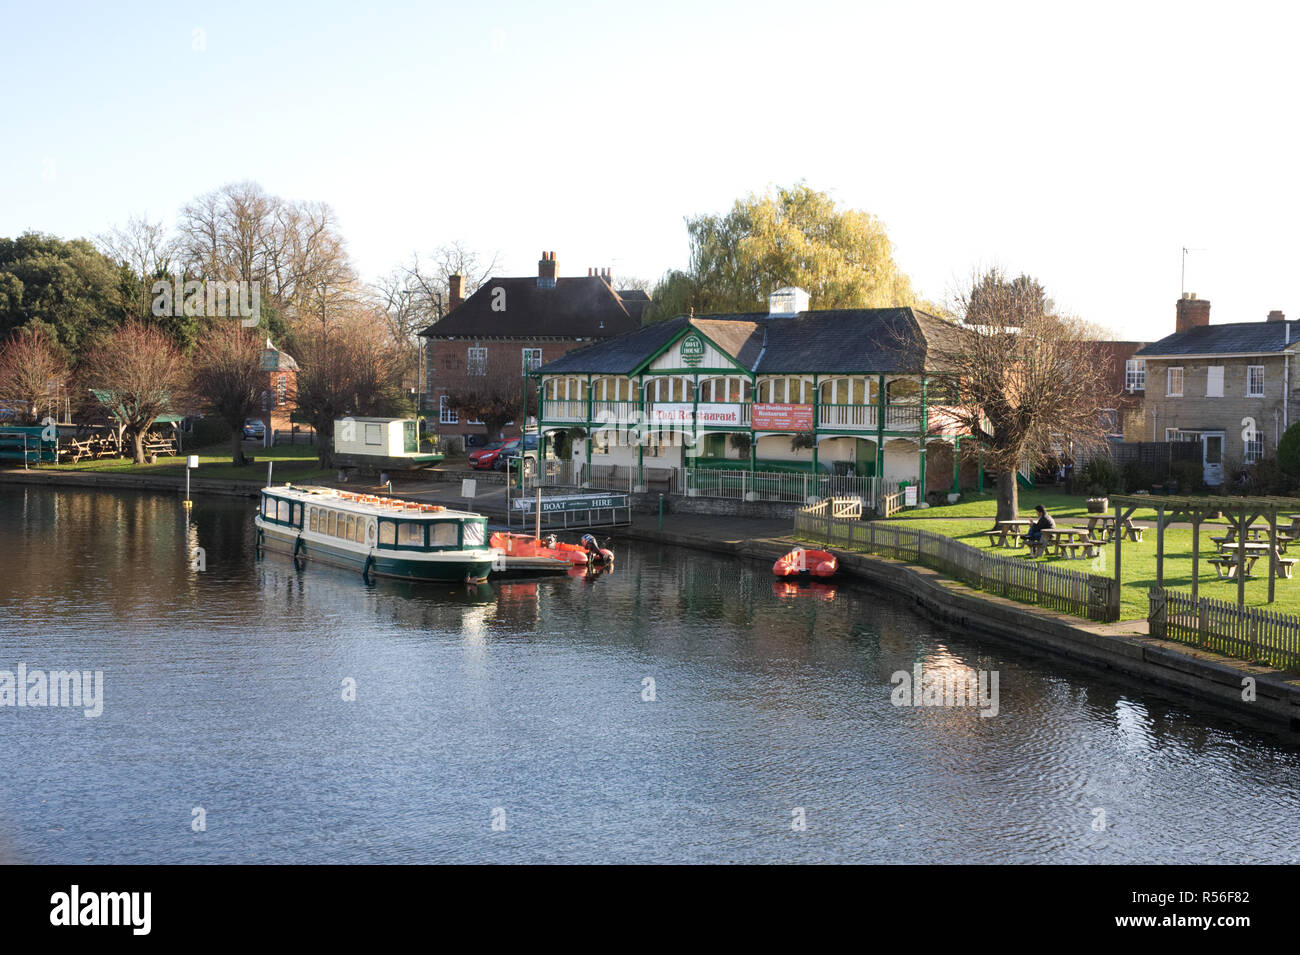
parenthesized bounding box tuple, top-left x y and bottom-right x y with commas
(752, 403, 814, 430)
(514, 493, 629, 513)
(648, 403, 744, 426)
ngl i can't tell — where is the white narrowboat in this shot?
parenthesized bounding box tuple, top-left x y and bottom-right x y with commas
(255, 485, 494, 583)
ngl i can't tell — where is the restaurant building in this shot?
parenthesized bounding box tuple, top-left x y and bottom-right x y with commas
(534, 288, 973, 502)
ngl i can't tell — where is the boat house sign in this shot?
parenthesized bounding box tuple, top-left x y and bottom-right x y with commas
(679, 333, 705, 367)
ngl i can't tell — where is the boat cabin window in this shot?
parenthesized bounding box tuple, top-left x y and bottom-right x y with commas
(378, 521, 396, 546)
(461, 522, 485, 548)
(276, 500, 290, 522)
(397, 522, 424, 547)
(309, 507, 318, 532)
(327, 510, 337, 536)
(429, 522, 458, 549)
(262, 496, 275, 518)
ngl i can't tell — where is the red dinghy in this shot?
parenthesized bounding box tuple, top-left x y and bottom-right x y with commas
(773, 547, 837, 578)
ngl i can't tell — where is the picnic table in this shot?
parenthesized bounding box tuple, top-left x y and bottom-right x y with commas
(986, 519, 1032, 548)
(1214, 542, 1298, 579)
(1037, 527, 1102, 559)
(1078, 513, 1145, 542)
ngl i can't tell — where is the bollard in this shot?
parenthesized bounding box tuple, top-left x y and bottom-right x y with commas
(658, 494, 664, 530)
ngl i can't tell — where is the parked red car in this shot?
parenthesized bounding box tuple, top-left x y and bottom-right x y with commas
(468, 440, 515, 470)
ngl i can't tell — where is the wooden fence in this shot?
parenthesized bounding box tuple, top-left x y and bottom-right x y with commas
(795, 503, 1118, 622)
(1149, 587, 1300, 672)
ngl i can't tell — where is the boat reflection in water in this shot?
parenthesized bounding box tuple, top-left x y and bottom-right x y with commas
(772, 579, 837, 602)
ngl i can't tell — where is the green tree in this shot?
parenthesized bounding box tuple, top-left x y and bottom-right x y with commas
(1277, 422, 1300, 481)
(0, 233, 124, 356)
(644, 183, 924, 322)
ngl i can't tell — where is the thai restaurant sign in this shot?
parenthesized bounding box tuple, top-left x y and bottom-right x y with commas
(648, 403, 744, 426)
(752, 403, 814, 430)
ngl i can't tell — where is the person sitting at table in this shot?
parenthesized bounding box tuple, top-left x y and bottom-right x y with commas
(1026, 505, 1056, 543)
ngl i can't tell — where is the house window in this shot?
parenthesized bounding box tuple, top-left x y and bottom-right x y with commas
(1124, 359, 1146, 393)
(1247, 365, 1265, 397)
(522, 348, 542, 376)
(1100, 408, 1119, 434)
(439, 395, 458, 425)
(467, 347, 487, 376)
(365, 423, 382, 446)
(1206, 366, 1224, 398)
(1167, 367, 1184, 397)
(1245, 436, 1265, 464)
(276, 374, 287, 406)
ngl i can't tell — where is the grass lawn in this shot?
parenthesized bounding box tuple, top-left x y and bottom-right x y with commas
(40, 443, 334, 483)
(876, 488, 1300, 619)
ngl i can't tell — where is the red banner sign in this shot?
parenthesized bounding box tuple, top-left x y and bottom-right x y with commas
(752, 403, 814, 430)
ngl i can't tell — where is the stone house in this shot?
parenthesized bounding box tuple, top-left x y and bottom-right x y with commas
(1133, 294, 1298, 486)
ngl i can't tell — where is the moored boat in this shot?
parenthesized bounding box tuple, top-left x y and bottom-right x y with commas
(489, 531, 590, 566)
(773, 547, 837, 578)
(255, 485, 494, 582)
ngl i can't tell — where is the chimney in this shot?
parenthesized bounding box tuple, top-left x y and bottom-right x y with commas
(448, 273, 465, 310)
(1268, 309, 1286, 323)
(1175, 292, 1210, 334)
(537, 251, 557, 288)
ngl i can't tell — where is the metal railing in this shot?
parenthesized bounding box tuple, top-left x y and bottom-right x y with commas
(1149, 588, 1300, 672)
(884, 403, 922, 429)
(795, 505, 1118, 622)
(525, 462, 875, 506)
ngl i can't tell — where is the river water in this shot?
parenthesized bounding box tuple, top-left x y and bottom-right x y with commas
(0, 484, 1298, 863)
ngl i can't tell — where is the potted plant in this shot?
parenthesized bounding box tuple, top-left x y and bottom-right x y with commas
(729, 432, 752, 458)
(790, 431, 815, 452)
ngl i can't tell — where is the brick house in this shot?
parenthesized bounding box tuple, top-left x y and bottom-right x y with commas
(1085, 339, 1149, 443)
(1133, 294, 1297, 486)
(257, 338, 298, 438)
(419, 251, 646, 445)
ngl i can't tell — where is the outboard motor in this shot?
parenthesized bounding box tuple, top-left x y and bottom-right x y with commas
(581, 533, 615, 566)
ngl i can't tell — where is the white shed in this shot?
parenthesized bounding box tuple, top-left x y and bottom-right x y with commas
(334, 418, 420, 458)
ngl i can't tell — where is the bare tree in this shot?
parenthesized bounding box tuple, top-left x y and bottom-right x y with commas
(443, 380, 532, 441)
(293, 305, 406, 467)
(396, 242, 498, 326)
(927, 269, 1113, 520)
(0, 326, 67, 423)
(84, 320, 189, 463)
(96, 216, 181, 323)
(189, 322, 265, 466)
(178, 181, 358, 328)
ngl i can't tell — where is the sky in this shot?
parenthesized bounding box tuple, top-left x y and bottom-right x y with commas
(3, 0, 1299, 341)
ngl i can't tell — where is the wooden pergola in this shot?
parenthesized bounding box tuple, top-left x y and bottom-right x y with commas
(1110, 494, 1300, 608)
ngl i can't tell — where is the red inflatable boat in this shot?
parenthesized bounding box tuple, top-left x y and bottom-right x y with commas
(773, 547, 837, 578)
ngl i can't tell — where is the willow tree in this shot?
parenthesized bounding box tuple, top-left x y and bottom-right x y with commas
(930, 269, 1113, 521)
(644, 183, 928, 322)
